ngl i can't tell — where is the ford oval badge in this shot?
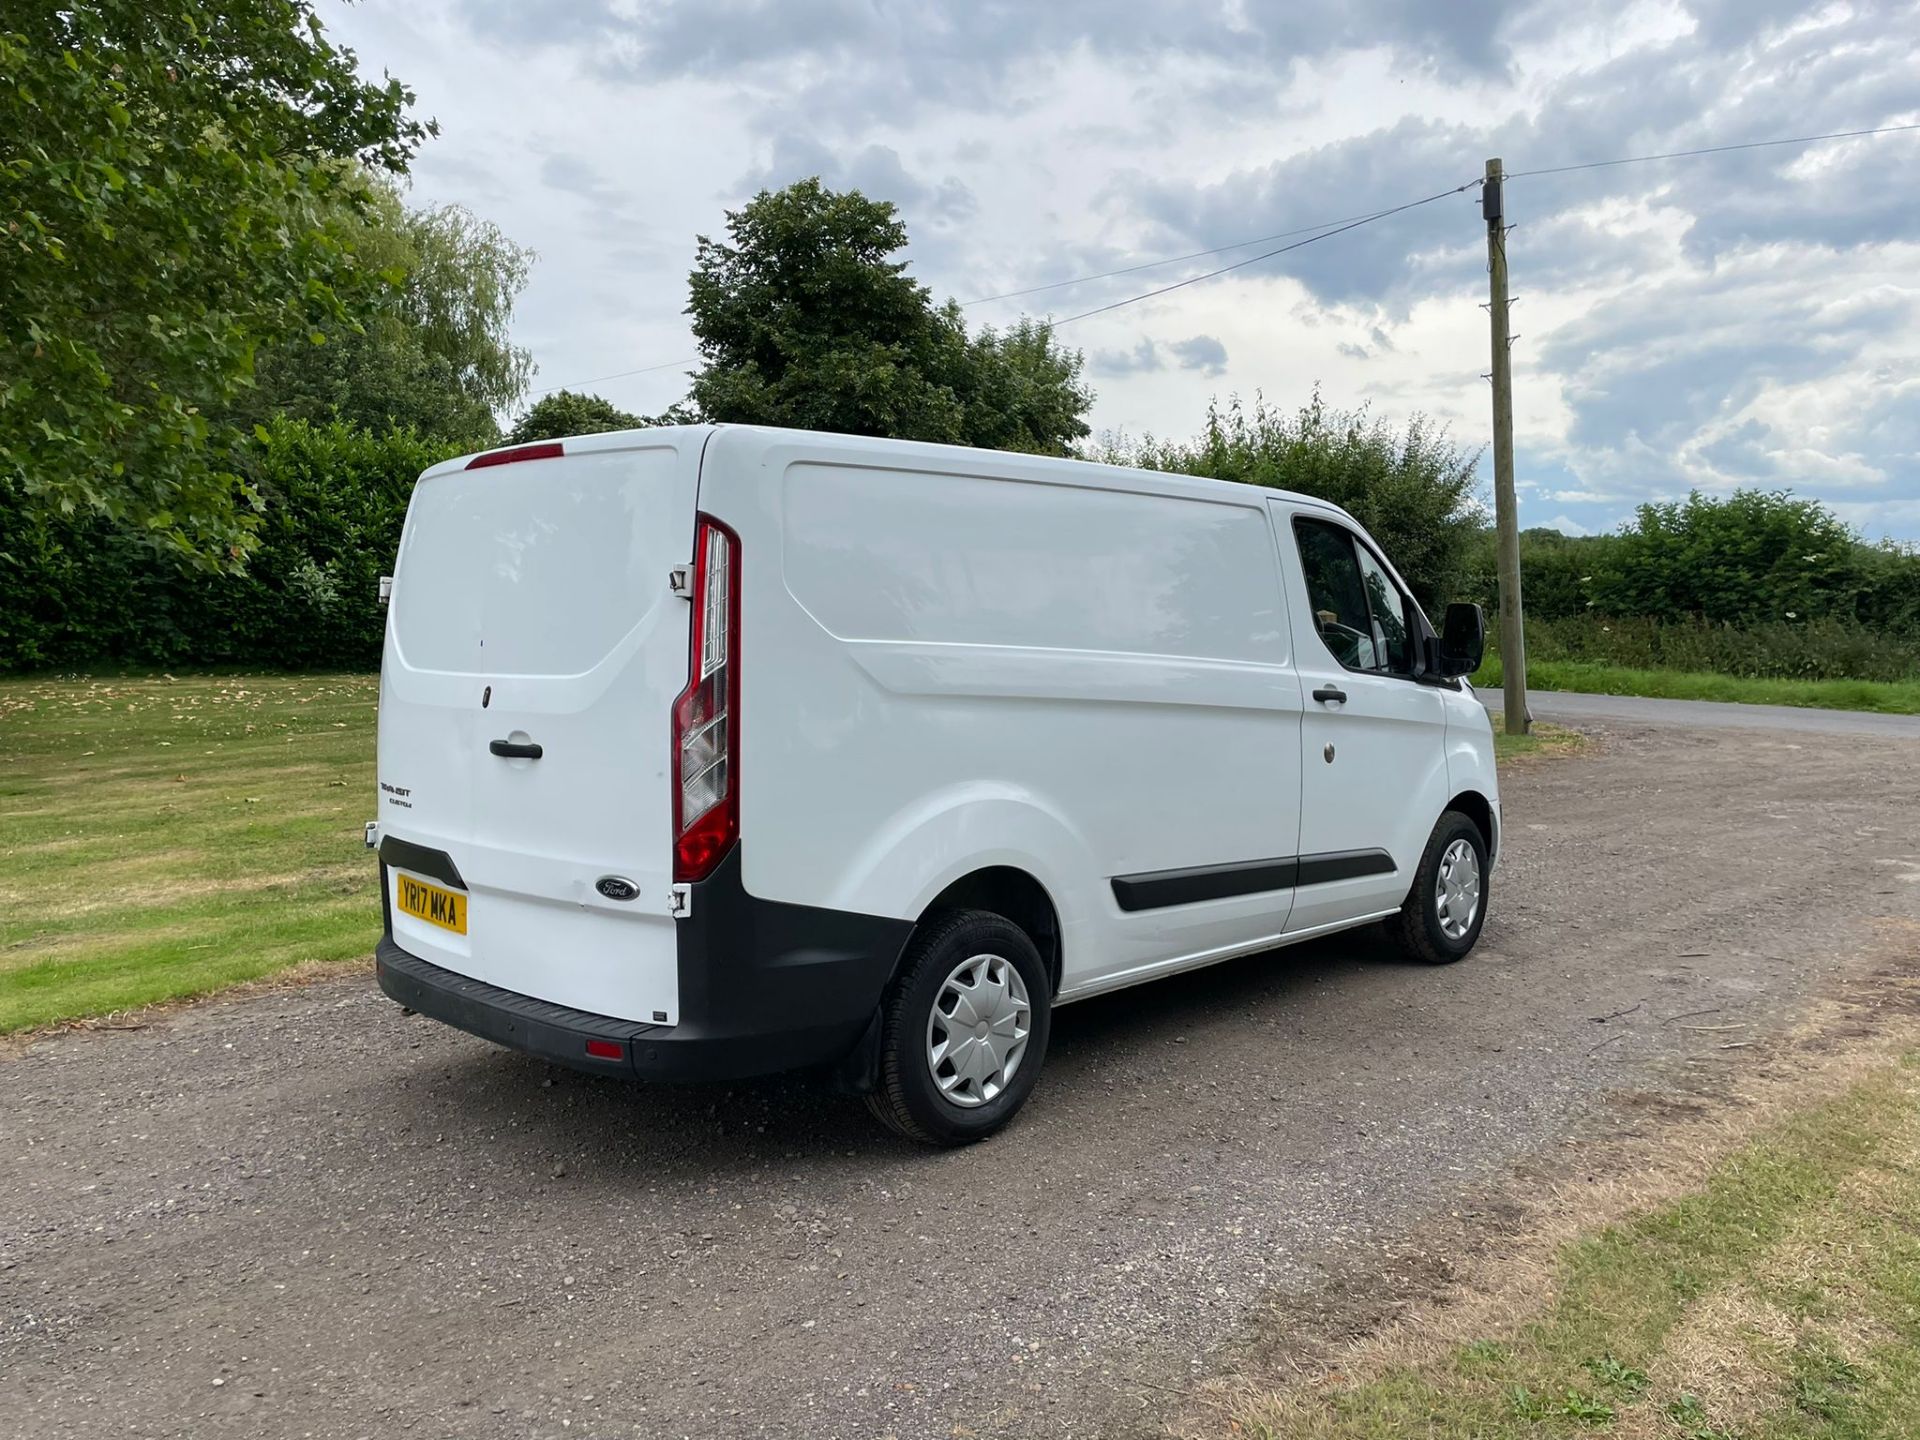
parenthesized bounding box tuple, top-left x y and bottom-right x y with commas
(595, 876, 639, 902)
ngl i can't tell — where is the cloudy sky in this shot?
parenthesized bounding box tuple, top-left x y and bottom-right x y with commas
(322, 0, 1920, 540)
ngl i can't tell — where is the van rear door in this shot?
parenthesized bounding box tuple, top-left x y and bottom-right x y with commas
(377, 432, 704, 1025)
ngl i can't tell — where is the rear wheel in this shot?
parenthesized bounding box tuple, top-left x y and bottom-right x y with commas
(1392, 810, 1489, 964)
(866, 909, 1051, 1146)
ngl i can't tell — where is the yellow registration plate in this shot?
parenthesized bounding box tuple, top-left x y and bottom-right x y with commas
(395, 874, 467, 935)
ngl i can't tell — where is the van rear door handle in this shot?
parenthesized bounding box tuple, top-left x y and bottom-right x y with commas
(488, 738, 544, 760)
(1312, 686, 1348, 705)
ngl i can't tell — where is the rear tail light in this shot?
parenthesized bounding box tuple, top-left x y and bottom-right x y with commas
(671, 515, 740, 882)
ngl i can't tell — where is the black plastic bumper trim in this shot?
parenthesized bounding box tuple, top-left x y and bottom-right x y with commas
(663, 844, 915, 1082)
(377, 939, 654, 1077)
(378, 835, 466, 891)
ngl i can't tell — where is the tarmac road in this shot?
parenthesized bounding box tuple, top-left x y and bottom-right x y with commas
(5, 715, 1920, 1439)
(1476, 683, 1920, 738)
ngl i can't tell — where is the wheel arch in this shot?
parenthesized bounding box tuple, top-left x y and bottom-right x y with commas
(1447, 788, 1497, 859)
(917, 866, 1063, 996)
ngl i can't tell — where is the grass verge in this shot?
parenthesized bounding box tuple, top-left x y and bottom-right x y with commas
(1221, 1052, 1920, 1440)
(1493, 716, 1586, 763)
(1474, 656, 1920, 715)
(0, 673, 378, 1033)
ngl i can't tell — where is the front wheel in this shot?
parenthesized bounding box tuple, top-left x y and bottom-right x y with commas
(865, 909, 1052, 1146)
(1392, 811, 1489, 964)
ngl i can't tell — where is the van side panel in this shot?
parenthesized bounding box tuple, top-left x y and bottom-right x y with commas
(701, 430, 1304, 997)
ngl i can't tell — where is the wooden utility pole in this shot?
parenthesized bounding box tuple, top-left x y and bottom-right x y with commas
(1484, 156, 1529, 736)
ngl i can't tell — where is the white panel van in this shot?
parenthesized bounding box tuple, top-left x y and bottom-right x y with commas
(373, 425, 1500, 1145)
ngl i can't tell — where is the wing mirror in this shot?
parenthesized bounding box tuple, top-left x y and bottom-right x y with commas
(1436, 602, 1486, 678)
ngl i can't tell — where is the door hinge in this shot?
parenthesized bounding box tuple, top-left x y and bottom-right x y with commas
(377, 575, 394, 605)
(668, 564, 693, 599)
(668, 883, 693, 918)
(364, 820, 381, 851)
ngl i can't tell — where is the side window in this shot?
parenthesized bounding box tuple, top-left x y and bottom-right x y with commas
(1353, 543, 1412, 677)
(1293, 518, 1412, 676)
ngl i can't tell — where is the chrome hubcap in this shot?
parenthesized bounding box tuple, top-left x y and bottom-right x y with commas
(1436, 838, 1482, 941)
(926, 953, 1031, 1108)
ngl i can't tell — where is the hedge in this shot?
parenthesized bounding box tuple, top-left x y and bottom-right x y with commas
(1491, 613, 1920, 684)
(0, 421, 457, 672)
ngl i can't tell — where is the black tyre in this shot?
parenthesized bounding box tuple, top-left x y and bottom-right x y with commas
(865, 909, 1052, 1146)
(1392, 810, 1489, 964)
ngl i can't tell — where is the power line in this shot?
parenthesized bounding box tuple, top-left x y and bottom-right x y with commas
(959, 205, 1451, 307)
(972, 122, 1920, 307)
(1048, 180, 1481, 327)
(1506, 121, 1920, 179)
(528, 354, 697, 399)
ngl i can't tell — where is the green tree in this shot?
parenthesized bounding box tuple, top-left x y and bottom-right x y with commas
(508, 390, 645, 444)
(1593, 490, 1860, 626)
(238, 183, 534, 447)
(1105, 390, 1484, 608)
(959, 318, 1097, 456)
(0, 1, 430, 567)
(685, 179, 1091, 453)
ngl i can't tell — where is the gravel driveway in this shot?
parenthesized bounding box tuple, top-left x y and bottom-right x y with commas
(6, 716, 1919, 1440)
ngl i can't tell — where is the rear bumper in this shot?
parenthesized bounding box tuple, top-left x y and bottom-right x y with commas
(376, 845, 914, 1084)
(379, 939, 657, 1075)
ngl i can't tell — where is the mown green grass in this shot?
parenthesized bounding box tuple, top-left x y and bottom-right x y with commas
(1231, 1059, 1920, 1439)
(0, 673, 378, 1032)
(1474, 655, 1920, 715)
(0, 669, 1582, 1034)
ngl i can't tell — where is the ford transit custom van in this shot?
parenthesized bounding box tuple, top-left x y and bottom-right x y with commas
(373, 425, 1499, 1145)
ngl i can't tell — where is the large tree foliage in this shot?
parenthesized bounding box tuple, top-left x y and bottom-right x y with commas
(1105, 391, 1484, 608)
(507, 390, 645, 445)
(0, 1, 430, 567)
(686, 180, 1091, 454)
(237, 183, 534, 447)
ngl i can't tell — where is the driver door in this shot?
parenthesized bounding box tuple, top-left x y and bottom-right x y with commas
(1275, 505, 1451, 933)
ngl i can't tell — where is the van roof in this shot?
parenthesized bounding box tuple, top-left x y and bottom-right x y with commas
(428, 423, 1358, 524)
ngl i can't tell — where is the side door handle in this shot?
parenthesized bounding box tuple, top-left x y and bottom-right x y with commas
(1312, 685, 1348, 705)
(488, 738, 544, 760)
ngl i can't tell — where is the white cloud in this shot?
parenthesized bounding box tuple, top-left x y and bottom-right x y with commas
(318, 0, 1920, 540)
(1541, 513, 1593, 535)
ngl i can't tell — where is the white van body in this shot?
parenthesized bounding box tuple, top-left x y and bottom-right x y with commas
(375, 425, 1499, 1140)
